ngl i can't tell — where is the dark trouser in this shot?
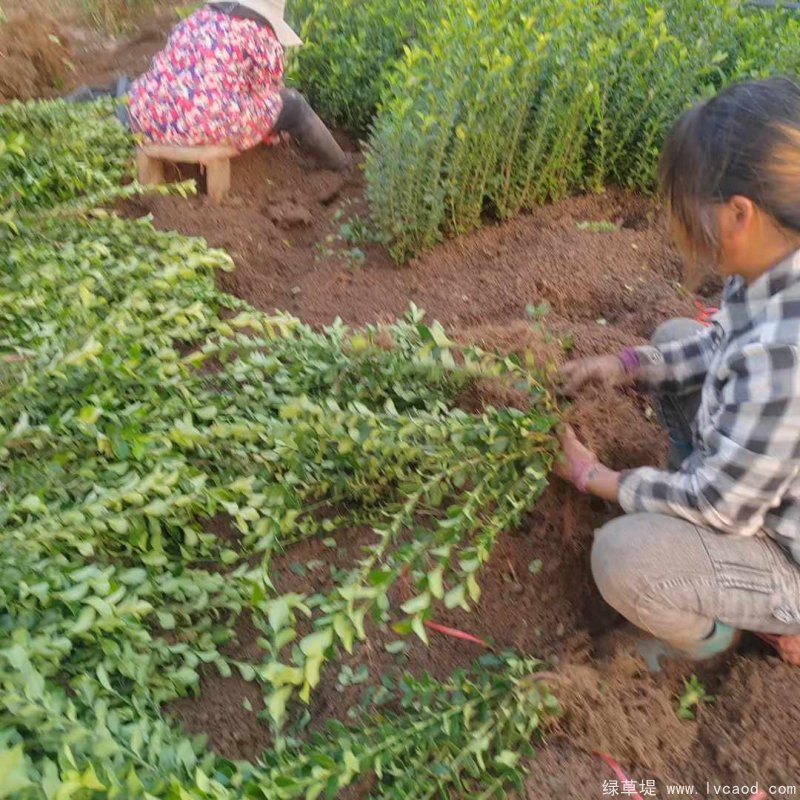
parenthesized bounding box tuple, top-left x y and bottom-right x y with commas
(650, 317, 705, 469)
(63, 75, 132, 130)
(273, 88, 349, 172)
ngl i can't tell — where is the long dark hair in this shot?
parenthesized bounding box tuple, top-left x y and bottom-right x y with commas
(659, 77, 800, 261)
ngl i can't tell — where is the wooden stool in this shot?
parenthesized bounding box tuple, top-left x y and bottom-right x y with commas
(135, 143, 239, 203)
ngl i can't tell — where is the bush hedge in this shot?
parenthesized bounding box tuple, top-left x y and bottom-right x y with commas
(363, 0, 800, 261)
(286, 0, 445, 134)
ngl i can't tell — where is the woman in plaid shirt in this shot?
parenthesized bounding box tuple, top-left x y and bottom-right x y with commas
(558, 78, 800, 669)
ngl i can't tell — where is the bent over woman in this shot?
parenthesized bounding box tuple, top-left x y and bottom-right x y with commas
(127, 0, 347, 170)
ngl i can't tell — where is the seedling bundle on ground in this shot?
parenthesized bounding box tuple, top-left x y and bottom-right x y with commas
(1, 0, 799, 797)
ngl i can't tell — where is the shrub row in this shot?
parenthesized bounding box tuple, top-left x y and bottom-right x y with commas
(364, 0, 800, 261)
(286, 0, 446, 133)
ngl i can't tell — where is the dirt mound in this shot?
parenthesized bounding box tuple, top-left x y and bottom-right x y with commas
(689, 656, 800, 787)
(120, 139, 692, 336)
(567, 382, 667, 470)
(64, 13, 175, 94)
(0, 12, 72, 102)
(554, 654, 693, 777)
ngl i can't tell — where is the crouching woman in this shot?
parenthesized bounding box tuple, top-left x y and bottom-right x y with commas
(558, 77, 800, 669)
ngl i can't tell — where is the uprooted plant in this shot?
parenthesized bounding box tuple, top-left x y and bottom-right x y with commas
(0, 98, 562, 797)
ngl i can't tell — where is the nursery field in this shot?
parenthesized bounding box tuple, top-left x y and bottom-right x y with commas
(1, 0, 800, 798)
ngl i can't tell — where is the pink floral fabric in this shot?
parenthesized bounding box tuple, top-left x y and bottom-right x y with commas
(129, 6, 285, 151)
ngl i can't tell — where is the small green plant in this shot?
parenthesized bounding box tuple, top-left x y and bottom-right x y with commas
(576, 220, 618, 233)
(286, 0, 447, 133)
(0, 99, 133, 214)
(336, 664, 370, 688)
(677, 675, 715, 720)
(526, 302, 551, 321)
(341, 245, 366, 268)
(260, 653, 561, 798)
(339, 212, 387, 246)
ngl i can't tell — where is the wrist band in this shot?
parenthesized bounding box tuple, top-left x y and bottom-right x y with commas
(618, 347, 640, 375)
(572, 457, 598, 493)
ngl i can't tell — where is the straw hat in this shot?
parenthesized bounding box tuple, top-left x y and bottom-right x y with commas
(215, 0, 302, 47)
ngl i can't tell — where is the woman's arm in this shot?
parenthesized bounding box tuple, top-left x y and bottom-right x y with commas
(626, 323, 719, 394)
(575, 343, 800, 536)
(559, 323, 718, 397)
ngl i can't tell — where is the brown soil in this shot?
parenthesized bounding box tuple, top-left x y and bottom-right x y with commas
(63, 8, 176, 93)
(147, 146, 799, 796)
(0, 11, 73, 101)
(0, 0, 178, 103)
(20, 11, 800, 797)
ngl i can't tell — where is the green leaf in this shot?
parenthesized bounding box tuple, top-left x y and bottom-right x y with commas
(175, 667, 199, 686)
(79, 764, 105, 791)
(96, 663, 112, 691)
(275, 628, 297, 651)
(118, 567, 147, 585)
(428, 567, 444, 599)
(495, 750, 520, 768)
(71, 606, 96, 635)
(299, 628, 334, 658)
(411, 615, 429, 644)
(268, 686, 293, 725)
(444, 584, 468, 611)
(343, 750, 360, 774)
(400, 591, 431, 615)
(267, 598, 291, 633)
(333, 614, 355, 654)
(157, 611, 176, 630)
(18, 494, 44, 514)
(0, 746, 31, 798)
(77, 405, 102, 425)
(466, 573, 481, 603)
(142, 499, 169, 517)
(263, 663, 304, 686)
(303, 655, 324, 689)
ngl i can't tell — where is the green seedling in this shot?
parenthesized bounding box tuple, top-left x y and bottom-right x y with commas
(677, 675, 715, 720)
(576, 220, 618, 233)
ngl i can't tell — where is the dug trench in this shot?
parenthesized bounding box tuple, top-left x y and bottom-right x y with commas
(127, 142, 800, 798)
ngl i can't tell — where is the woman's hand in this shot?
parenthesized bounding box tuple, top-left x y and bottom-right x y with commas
(555, 425, 621, 503)
(559, 354, 626, 396)
(555, 425, 598, 487)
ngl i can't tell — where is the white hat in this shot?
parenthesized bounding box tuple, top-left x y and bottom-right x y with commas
(218, 0, 303, 48)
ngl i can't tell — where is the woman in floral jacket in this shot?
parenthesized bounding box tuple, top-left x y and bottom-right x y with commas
(127, 0, 347, 170)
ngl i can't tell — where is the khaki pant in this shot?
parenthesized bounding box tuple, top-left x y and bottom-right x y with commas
(592, 319, 800, 648)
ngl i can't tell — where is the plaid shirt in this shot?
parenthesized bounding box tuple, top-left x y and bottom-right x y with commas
(619, 249, 800, 558)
